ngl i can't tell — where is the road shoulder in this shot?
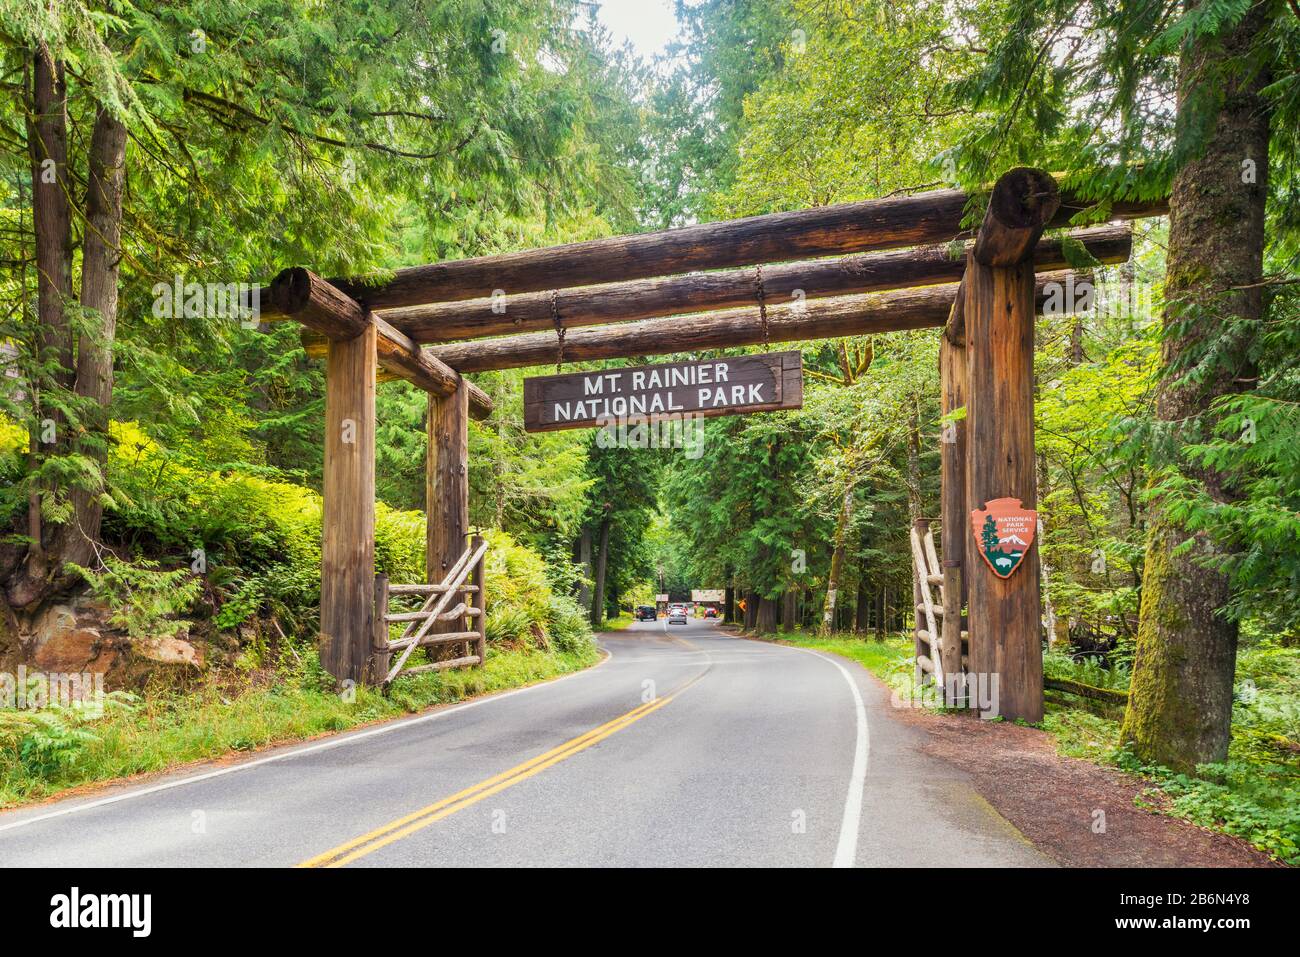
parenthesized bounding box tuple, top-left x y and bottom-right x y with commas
(730, 627, 1278, 867)
(0, 648, 610, 823)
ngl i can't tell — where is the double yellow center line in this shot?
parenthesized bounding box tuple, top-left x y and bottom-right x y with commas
(297, 694, 675, 868)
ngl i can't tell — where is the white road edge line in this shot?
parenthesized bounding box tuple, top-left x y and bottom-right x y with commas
(780, 644, 870, 868)
(0, 647, 615, 834)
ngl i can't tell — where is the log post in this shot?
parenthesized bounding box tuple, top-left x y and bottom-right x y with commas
(912, 517, 929, 686)
(370, 573, 390, 682)
(939, 310, 968, 704)
(320, 324, 377, 685)
(963, 168, 1058, 723)
(469, 534, 487, 668)
(427, 379, 469, 591)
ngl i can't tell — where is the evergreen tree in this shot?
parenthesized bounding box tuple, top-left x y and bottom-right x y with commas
(952, 0, 1298, 770)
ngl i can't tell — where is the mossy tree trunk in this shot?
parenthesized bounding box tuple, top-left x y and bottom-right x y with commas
(576, 526, 592, 612)
(820, 484, 854, 632)
(1121, 2, 1271, 772)
(589, 508, 610, 628)
(9, 49, 74, 610)
(55, 108, 127, 573)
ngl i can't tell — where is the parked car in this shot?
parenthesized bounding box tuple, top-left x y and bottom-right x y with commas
(634, 605, 657, 621)
(668, 604, 688, 624)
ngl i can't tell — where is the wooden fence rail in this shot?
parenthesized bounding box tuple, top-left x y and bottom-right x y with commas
(911, 518, 970, 702)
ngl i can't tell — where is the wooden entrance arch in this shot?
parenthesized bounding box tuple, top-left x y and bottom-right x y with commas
(262, 167, 1165, 720)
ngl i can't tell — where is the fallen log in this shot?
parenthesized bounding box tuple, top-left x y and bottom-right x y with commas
(1043, 676, 1130, 705)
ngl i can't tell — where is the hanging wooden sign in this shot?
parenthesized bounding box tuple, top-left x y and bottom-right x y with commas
(970, 497, 1037, 579)
(523, 352, 803, 432)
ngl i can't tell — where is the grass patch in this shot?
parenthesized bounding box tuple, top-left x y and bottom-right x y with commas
(771, 631, 914, 677)
(0, 644, 598, 809)
(596, 612, 637, 631)
(750, 630, 922, 702)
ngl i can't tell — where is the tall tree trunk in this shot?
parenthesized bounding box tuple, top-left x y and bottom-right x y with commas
(756, 596, 778, 634)
(56, 108, 127, 572)
(743, 590, 758, 630)
(1122, 3, 1271, 772)
(1069, 315, 1087, 364)
(781, 589, 797, 632)
(906, 400, 923, 521)
(1037, 518, 1059, 650)
(855, 577, 871, 633)
(723, 575, 734, 623)
(13, 49, 74, 607)
(820, 484, 854, 631)
(589, 508, 611, 628)
(576, 526, 592, 612)
(874, 586, 885, 640)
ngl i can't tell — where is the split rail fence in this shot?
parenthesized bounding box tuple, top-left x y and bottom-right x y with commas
(374, 536, 488, 684)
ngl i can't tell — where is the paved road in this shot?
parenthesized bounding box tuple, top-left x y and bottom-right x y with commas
(0, 619, 1048, 867)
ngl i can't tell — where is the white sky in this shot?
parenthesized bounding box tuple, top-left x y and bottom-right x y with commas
(593, 0, 681, 58)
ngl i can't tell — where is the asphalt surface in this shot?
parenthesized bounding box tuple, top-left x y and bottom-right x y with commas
(0, 618, 1049, 867)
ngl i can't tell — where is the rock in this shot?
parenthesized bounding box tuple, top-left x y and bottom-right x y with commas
(135, 635, 203, 667)
(25, 602, 118, 674)
(17, 593, 204, 690)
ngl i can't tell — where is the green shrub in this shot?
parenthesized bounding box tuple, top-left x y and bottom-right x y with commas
(477, 530, 597, 655)
(1043, 650, 1131, 690)
(486, 604, 539, 648)
(547, 592, 596, 655)
(69, 556, 203, 640)
(73, 421, 591, 658)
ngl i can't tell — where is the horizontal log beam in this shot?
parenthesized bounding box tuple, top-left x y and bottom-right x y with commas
(382, 224, 1131, 345)
(421, 270, 1090, 373)
(296, 328, 489, 419)
(264, 268, 492, 419)
(329, 185, 1165, 310)
(373, 315, 493, 420)
(269, 266, 369, 340)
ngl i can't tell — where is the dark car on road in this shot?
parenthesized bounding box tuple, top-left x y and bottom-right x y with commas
(634, 605, 657, 621)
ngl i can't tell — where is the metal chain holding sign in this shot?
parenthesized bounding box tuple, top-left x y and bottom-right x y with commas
(754, 264, 770, 351)
(550, 289, 565, 373)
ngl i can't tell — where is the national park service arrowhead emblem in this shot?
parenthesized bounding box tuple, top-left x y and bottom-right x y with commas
(971, 498, 1037, 579)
